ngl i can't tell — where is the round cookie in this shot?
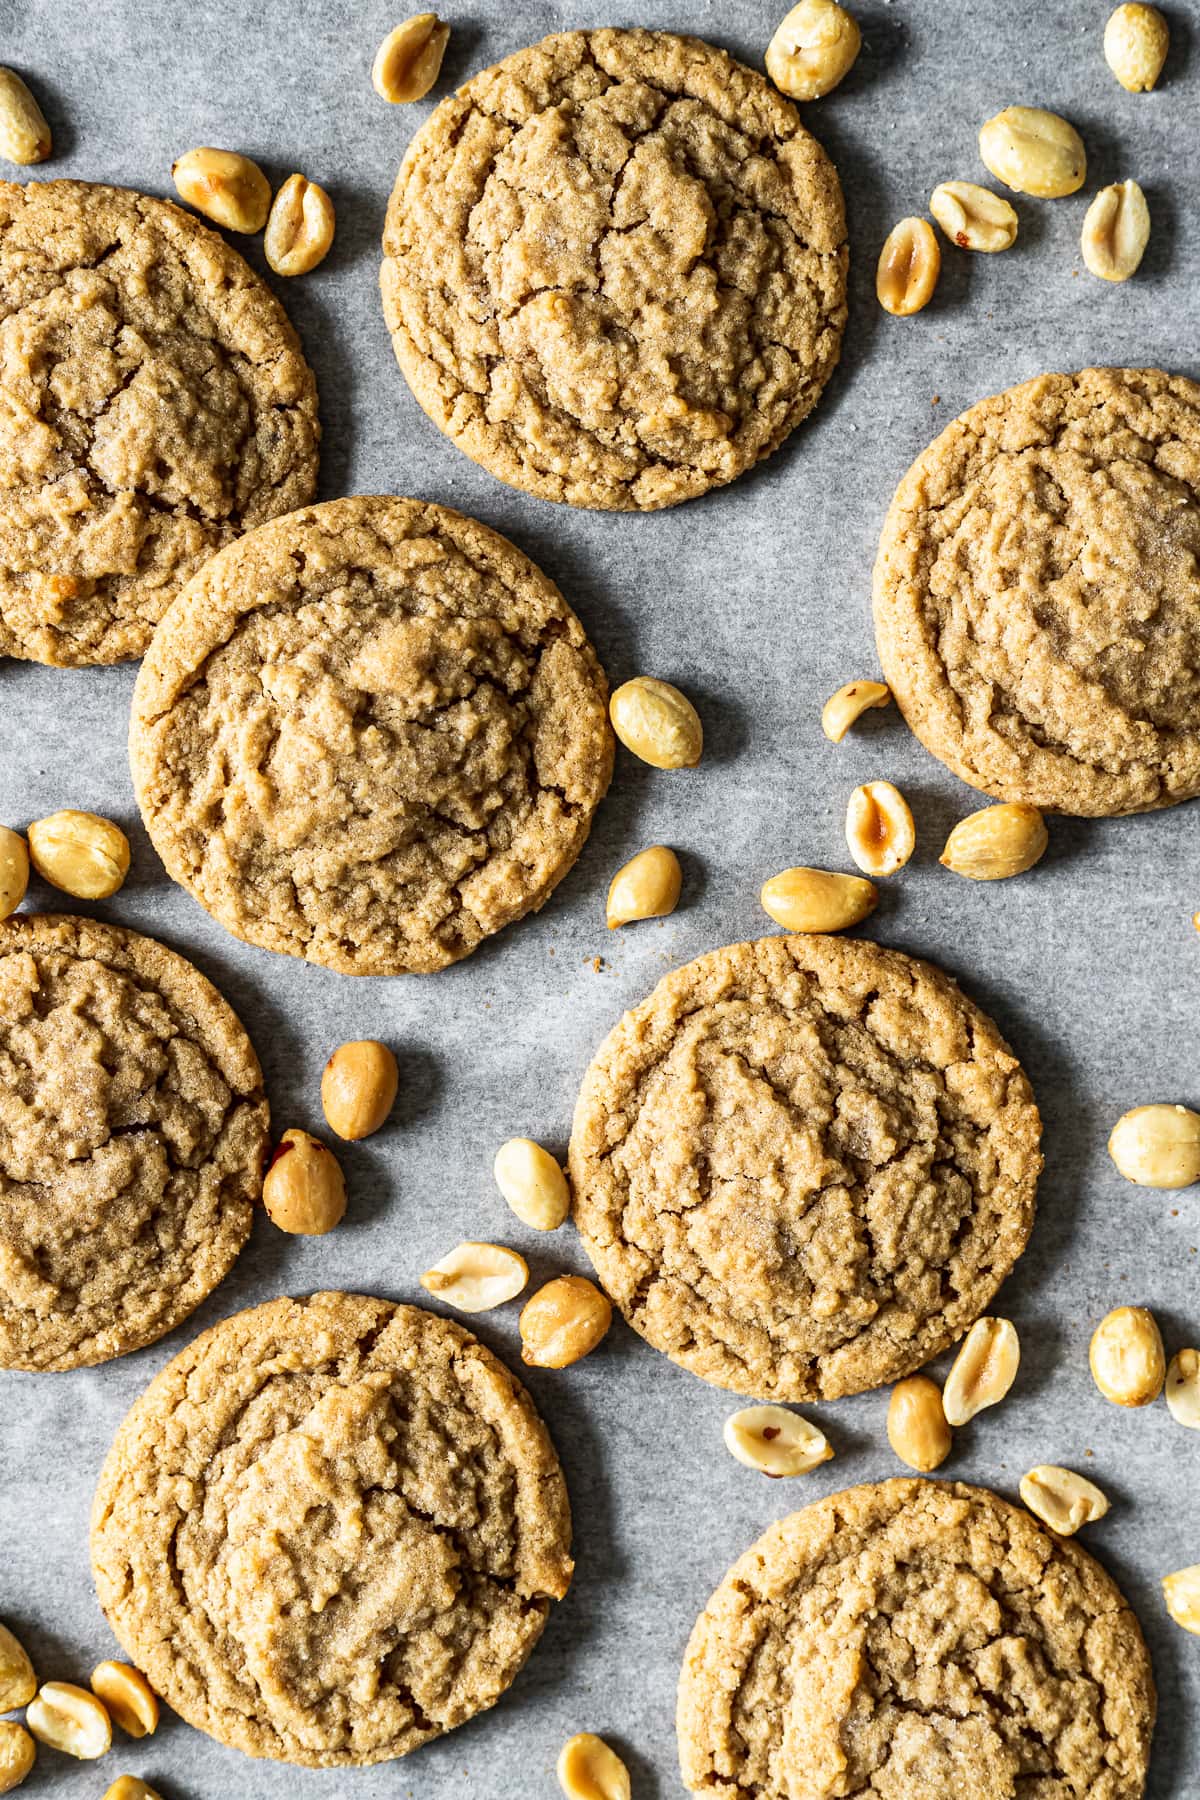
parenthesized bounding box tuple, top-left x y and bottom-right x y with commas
(130, 495, 614, 974)
(381, 28, 847, 511)
(0, 179, 320, 666)
(873, 367, 1200, 816)
(568, 935, 1041, 1401)
(91, 1292, 574, 1768)
(0, 914, 267, 1371)
(678, 1478, 1155, 1800)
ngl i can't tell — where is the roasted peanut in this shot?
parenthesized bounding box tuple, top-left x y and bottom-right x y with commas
(265, 173, 335, 276)
(1108, 1105, 1200, 1189)
(102, 1780, 164, 1800)
(25, 1683, 111, 1760)
(821, 679, 891, 743)
(761, 866, 877, 934)
(372, 14, 451, 103)
(887, 1375, 952, 1472)
(1019, 1465, 1110, 1536)
(765, 0, 861, 102)
(0, 1723, 34, 1795)
(0, 1623, 35, 1712)
(0, 827, 28, 920)
(929, 180, 1018, 252)
(939, 802, 1048, 881)
(1163, 1565, 1200, 1634)
(1090, 1305, 1165, 1407)
(609, 677, 702, 770)
(262, 1129, 347, 1235)
(606, 845, 682, 929)
(26, 810, 130, 899)
(1082, 179, 1150, 281)
(172, 146, 271, 233)
(420, 1242, 529, 1313)
(1165, 1349, 1200, 1429)
(90, 1663, 157, 1739)
(845, 780, 914, 877)
(494, 1137, 570, 1231)
(557, 1732, 631, 1800)
(520, 1275, 612, 1369)
(0, 68, 49, 165)
(723, 1405, 833, 1477)
(1105, 5, 1169, 91)
(321, 1040, 399, 1140)
(942, 1317, 1020, 1426)
(876, 217, 941, 316)
(979, 106, 1086, 198)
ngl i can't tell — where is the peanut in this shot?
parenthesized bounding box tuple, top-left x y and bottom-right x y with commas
(1166, 1348, 1200, 1429)
(321, 1040, 399, 1141)
(760, 865, 877, 933)
(90, 1662, 157, 1739)
(845, 780, 914, 877)
(609, 677, 702, 770)
(942, 1317, 1020, 1426)
(494, 1137, 570, 1231)
(102, 1780, 164, 1800)
(876, 217, 941, 316)
(978, 106, 1086, 198)
(0, 1723, 34, 1795)
(1108, 1105, 1200, 1189)
(0, 827, 28, 920)
(0, 1623, 35, 1712)
(520, 1275, 612, 1369)
(1019, 1465, 1110, 1536)
(557, 1732, 631, 1800)
(1104, 5, 1169, 91)
(25, 1683, 111, 1760)
(606, 845, 682, 929)
(0, 69, 50, 165)
(821, 679, 891, 742)
(765, 0, 861, 102)
(1082, 179, 1150, 281)
(172, 146, 271, 233)
(262, 1129, 347, 1235)
(372, 14, 451, 104)
(929, 180, 1019, 253)
(265, 173, 335, 276)
(939, 802, 1048, 880)
(1089, 1305, 1165, 1407)
(420, 1241, 529, 1313)
(887, 1375, 952, 1472)
(26, 810, 130, 899)
(723, 1404, 833, 1477)
(1163, 1565, 1200, 1635)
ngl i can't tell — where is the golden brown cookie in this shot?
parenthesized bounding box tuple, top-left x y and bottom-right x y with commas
(91, 1292, 573, 1767)
(678, 1478, 1155, 1800)
(873, 367, 1200, 816)
(0, 179, 320, 666)
(129, 495, 613, 974)
(381, 28, 847, 510)
(568, 935, 1041, 1400)
(0, 914, 267, 1371)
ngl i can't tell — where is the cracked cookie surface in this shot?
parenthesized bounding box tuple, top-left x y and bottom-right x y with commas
(873, 367, 1200, 816)
(568, 936, 1041, 1401)
(677, 1478, 1155, 1800)
(91, 1292, 574, 1767)
(0, 914, 267, 1370)
(0, 179, 319, 666)
(129, 494, 613, 974)
(381, 28, 847, 510)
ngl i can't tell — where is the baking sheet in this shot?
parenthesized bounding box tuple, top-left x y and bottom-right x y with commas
(1, 0, 1198, 1793)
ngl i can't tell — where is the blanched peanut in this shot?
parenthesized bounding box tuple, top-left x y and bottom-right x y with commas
(1019, 1465, 1110, 1535)
(821, 679, 891, 742)
(845, 780, 914, 877)
(27, 810, 130, 899)
(940, 803, 1048, 880)
(1105, 5, 1169, 91)
(494, 1137, 570, 1231)
(1082, 179, 1150, 281)
(102, 1780, 164, 1800)
(609, 678, 702, 769)
(760, 866, 877, 933)
(265, 174, 335, 276)
(1163, 1565, 1200, 1634)
(930, 181, 1018, 252)
(887, 1375, 952, 1472)
(978, 106, 1086, 198)
(876, 217, 941, 316)
(420, 1242, 529, 1313)
(723, 1405, 833, 1477)
(520, 1275, 612, 1368)
(321, 1040, 398, 1140)
(25, 1682, 111, 1759)
(765, 0, 861, 102)
(262, 1129, 347, 1235)
(557, 1732, 631, 1800)
(0, 1622, 35, 1712)
(0, 1723, 34, 1795)
(90, 1662, 157, 1739)
(372, 14, 451, 103)
(0, 69, 49, 165)
(172, 146, 271, 233)
(942, 1317, 1020, 1426)
(1089, 1306, 1165, 1407)
(1166, 1348, 1200, 1429)
(1108, 1105, 1200, 1188)
(0, 827, 28, 919)
(606, 845, 682, 929)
